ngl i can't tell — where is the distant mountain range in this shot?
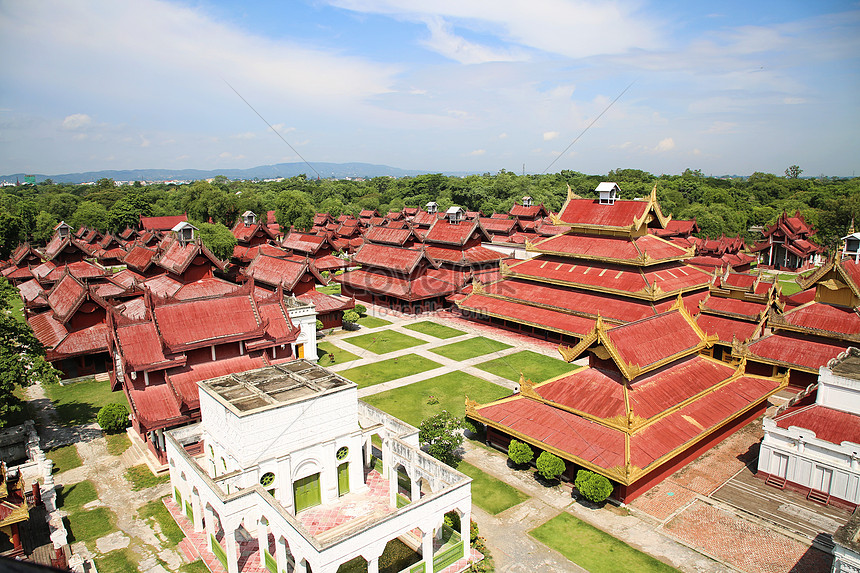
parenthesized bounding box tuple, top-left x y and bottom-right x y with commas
(0, 162, 475, 184)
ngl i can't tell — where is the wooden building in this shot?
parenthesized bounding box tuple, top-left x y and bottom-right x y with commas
(750, 211, 825, 271)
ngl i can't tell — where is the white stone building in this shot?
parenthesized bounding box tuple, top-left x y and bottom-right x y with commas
(758, 348, 860, 508)
(166, 361, 473, 573)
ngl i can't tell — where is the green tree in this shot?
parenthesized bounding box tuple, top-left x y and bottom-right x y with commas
(193, 222, 237, 261)
(0, 277, 59, 426)
(107, 192, 152, 233)
(276, 190, 315, 231)
(785, 165, 803, 179)
(575, 470, 613, 503)
(33, 211, 58, 244)
(419, 410, 463, 467)
(535, 451, 565, 481)
(72, 201, 110, 232)
(342, 310, 360, 324)
(0, 211, 23, 259)
(97, 403, 129, 433)
(507, 439, 534, 466)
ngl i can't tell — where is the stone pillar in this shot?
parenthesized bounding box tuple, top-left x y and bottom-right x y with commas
(364, 437, 372, 468)
(276, 536, 289, 573)
(204, 505, 217, 553)
(257, 517, 268, 567)
(367, 556, 380, 573)
(388, 464, 398, 509)
(191, 490, 204, 532)
(295, 557, 308, 573)
(410, 475, 420, 501)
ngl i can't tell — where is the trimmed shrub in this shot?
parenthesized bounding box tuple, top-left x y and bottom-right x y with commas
(342, 310, 360, 324)
(315, 319, 324, 331)
(97, 403, 129, 434)
(354, 303, 367, 315)
(507, 439, 534, 467)
(576, 470, 614, 503)
(536, 451, 565, 481)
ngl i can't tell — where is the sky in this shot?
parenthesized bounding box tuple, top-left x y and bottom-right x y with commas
(1, 0, 858, 177)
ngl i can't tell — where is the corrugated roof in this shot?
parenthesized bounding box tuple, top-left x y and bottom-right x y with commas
(557, 198, 650, 228)
(47, 273, 87, 323)
(115, 320, 184, 372)
(700, 296, 767, 320)
(243, 254, 312, 291)
(530, 233, 689, 264)
(352, 243, 428, 274)
(282, 232, 327, 254)
(781, 302, 860, 336)
(140, 214, 187, 231)
(424, 245, 502, 266)
(152, 291, 264, 351)
(174, 277, 240, 300)
(746, 333, 849, 372)
(123, 245, 158, 272)
(424, 219, 486, 246)
(363, 226, 416, 246)
(296, 289, 354, 314)
(606, 310, 703, 371)
(457, 293, 597, 336)
(695, 314, 760, 343)
(774, 404, 860, 445)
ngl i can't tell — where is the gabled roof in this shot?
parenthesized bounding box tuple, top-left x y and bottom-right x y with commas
(233, 243, 290, 263)
(423, 218, 490, 246)
(695, 313, 761, 344)
(769, 302, 860, 341)
(737, 332, 849, 373)
(554, 184, 670, 231)
(42, 234, 92, 263)
(528, 232, 692, 266)
(337, 267, 466, 301)
(17, 278, 47, 307)
(242, 253, 322, 291)
(509, 203, 548, 219)
(9, 243, 41, 266)
(154, 235, 226, 275)
(140, 214, 187, 231)
(558, 301, 715, 380)
(479, 217, 517, 235)
(230, 220, 279, 243)
(281, 231, 328, 255)
(43, 260, 106, 283)
(123, 244, 159, 272)
(295, 288, 355, 314)
(797, 258, 860, 298)
(363, 225, 418, 246)
(424, 245, 502, 267)
(47, 272, 88, 323)
(351, 243, 437, 275)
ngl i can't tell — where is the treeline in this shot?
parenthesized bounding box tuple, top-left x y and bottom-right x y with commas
(1, 169, 858, 259)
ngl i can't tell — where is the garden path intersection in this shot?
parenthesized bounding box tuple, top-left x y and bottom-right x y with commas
(15, 304, 846, 573)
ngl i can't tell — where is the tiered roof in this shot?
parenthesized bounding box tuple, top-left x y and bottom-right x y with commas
(457, 184, 712, 340)
(469, 303, 785, 488)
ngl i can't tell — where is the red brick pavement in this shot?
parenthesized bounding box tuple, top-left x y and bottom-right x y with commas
(663, 500, 832, 573)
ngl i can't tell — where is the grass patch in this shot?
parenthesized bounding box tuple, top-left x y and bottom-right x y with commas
(316, 283, 341, 295)
(180, 561, 211, 573)
(530, 512, 678, 573)
(430, 337, 511, 361)
(356, 315, 392, 328)
(56, 480, 97, 511)
(94, 547, 138, 573)
(778, 275, 804, 296)
(125, 465, 170, 491)
(42, 377, 129, 427)
(457, 461, 529, 514)
(139, 499, 185, 547)
(49, 444, 83, 474)
(476, 350, 577, 383)
(317, 341, 360, 366)
(344, 330, 425, 354)
(105, 433, 131, 456)
(363, 371, 511, 427)
(402, 321, 465, 339)
(340, 354, 440, 388)
(65, 506, 115, 546)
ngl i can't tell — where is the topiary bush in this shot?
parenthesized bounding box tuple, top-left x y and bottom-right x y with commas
(575, 469, 614, 503)
(343, 310, 360, 324)
(354, 304, 367, 315)
(315, 319, 324, 331)
(536, 451, 565, 481)
(97, 403, 130, 434)
(507, 439, 534, 467)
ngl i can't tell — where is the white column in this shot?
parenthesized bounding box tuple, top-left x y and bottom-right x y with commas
(411, 474, 420, 501)
(388, 463, 398, 509)
(367, 556, 380, 573)
(204, 505, 217, 553)
(223, 521, 240, 573)
(276, 536, 289, 573)
(295, 557, 308, 573)
(459, 509, 471, 560)
(257, 517, 268, 569)
(421, 527, 434, 573)
(191, 490, 204, 532)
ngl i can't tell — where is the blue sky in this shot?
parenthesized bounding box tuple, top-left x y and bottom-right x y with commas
(1, 0, 858, 176)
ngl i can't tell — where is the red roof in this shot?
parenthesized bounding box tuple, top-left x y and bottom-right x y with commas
(696, 314, 760, 343)
(174, 277, 240, 300)
(17, 279, 46, 306)
(114, 321, 186, 372)
(282, 232, 327, 254)
(312, 254, 350, 272)
(47, 273, 87, 323)
(2, 265, 34, 281)
(424, 219, 486, 246)
(363, 226, 416, 246)
(296, 289, 354, 314)
(700, 296, 767, 320)
(43, 260, 106, 283)
(746, 333, 849, 372)
(424, 245, 502, 266)
(123, 245, 158, 272)
(479, 217, 517, 235)
(530, 233, 689, 264)
(509, 203, 547, 219)
(774, 404, 860, 445)
(781, 302, 860, 336)
(233, 243, 290, 262)
(140, 214, 187, 231)
(783, 287, 816, 307)
(243, 254, 316, 291)
(457, 293, 597, 336)
(125, 380, 184, 429)
(339, 267, 465, 300)
(231, 221, 278, 244)
(31, 261, 56, 281)
(167, 354, 268, 411)
(352, 243, 430, 274)
(144, 275, 183, 298)
(605, 309, 703, 371)
(28, 312, 69, 350)
(155, 236, 226, 275)
(557, 198, 651, 228)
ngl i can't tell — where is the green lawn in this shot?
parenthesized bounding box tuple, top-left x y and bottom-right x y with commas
(430, 337, 512, 361)
(180, 561, 211, 573)
(457, 461, 529, 514)
(57, 480, 97, 510)
(94, 548, 138, 573)
(139, 499, 185, 546)
(317, 341, 360, 366)
(402, 321, 465, 339)
(476, 350, 578, 383)
(363, 371, 511, 426)
(357, 315, 392, 328)
(316, 283, 341, 295)
(778, 274, 804, 296)
(344, 330, 425, 354)
(50, 444, 83, 474)
(340, 355, 441, 388)
(42, 377, 129, 427)
(530, 512, 678, 573)
(105, 433, 131, 456)
(65, 506, 115, 546)
(125, 465, 170, 490)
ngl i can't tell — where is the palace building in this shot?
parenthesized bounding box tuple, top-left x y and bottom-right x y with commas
(467, 301, 787, 502)
(167, 362, 474, 573)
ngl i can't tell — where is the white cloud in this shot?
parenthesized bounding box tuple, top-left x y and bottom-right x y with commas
(62, 113, 92, 130)
(498, 132, 508, 139)
(470, 149, 486, 156)
(420, 16, 528, 64)
(140, 136, 150, 148)
(654, 138, 675, 152)
(231, 132, 257, 140)
(783, 97, 806, 105)
(704, 121, 739, 134)
(543, 131, 559, 141)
